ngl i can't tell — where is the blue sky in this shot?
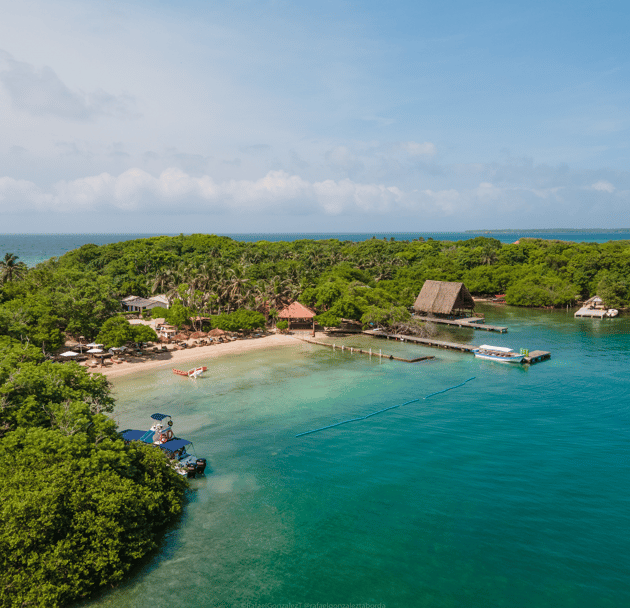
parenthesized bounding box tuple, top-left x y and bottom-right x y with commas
(1, 0, 629, 232)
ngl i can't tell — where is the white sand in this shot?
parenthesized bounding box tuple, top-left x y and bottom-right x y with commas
(88, 334, 302, 379)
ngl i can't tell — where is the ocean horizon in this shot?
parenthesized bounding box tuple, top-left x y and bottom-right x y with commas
(3, 230, 630, 267)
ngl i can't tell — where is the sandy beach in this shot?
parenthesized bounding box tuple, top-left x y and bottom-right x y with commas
(90, 333, 301, 379)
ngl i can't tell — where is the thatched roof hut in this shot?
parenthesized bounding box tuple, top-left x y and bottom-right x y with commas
(278, 302, 315, 320)
(278, 302, 316, 330)
(413, 280, 475, 316)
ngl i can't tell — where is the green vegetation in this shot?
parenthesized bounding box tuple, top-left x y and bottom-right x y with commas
(0, 337, 186, 607)
(211, 309, 266, 333)
(96, 316, 158, 348)
(3, 235, 628, 341)
(1, 233, 629, 605)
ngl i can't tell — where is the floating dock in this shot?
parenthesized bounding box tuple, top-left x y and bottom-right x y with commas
(574, 307, 615, 318)
(413, 315, 508, 333)
(363, 330, 550, 365)
(522, 350, 551, 364)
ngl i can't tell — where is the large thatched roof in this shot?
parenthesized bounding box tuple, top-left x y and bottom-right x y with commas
(413, 280, 475, 315)
(278, 302, 316, 319)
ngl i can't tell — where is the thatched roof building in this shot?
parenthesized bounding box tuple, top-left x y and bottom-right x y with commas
(278, 302, 316, 320)
(413, 280, 475, 316)
(278, 302, 316, 330)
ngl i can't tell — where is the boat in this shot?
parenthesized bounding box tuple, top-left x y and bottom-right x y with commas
(606, 309, 619, 318)
(120, 413, 207, 477)
(472, 344, 524, 364)
(173, 365, 207, 378)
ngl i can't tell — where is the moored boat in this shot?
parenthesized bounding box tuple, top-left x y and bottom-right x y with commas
(472, 345, 524, 364)
(120, 413, 207, 477)
(173, 365, 207, 378)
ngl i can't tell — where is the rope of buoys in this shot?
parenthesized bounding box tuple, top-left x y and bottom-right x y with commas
(295, 377, 476, 438)
(423, 376, 476, 400)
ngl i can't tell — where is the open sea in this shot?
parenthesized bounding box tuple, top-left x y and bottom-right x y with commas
(2, 231, 630, 267)
(78, 303, 630, 608)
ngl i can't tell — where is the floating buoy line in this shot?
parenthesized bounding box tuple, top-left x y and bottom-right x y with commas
(295, 376, 476, 438)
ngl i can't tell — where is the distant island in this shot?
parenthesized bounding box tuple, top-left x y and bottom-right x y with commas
(465, 228, 630, 234)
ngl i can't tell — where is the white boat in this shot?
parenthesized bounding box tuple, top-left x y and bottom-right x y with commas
(472, 345, 524, 364)
(120, 413, 207, 477)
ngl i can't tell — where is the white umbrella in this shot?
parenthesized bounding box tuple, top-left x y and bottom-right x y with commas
(60, 351, 78, 357)
(87, 348, 104, 354)
(86, 342, 103, 348)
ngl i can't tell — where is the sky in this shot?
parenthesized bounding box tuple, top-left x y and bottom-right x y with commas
(1, 0, 629, 233)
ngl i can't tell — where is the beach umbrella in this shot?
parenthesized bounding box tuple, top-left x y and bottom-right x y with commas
(60, 351, 79, 357)
(87, 348, 103, 354)
(207, 328, 226, 337)
(173, 333, 189, 341)
(190, 331, 207, 339)
(86, 342, 103, 348)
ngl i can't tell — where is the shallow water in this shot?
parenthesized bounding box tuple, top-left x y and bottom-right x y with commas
(85, 305, 630, 608)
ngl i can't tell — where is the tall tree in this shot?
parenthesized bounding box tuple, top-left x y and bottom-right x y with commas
(0, 252, 27, 283)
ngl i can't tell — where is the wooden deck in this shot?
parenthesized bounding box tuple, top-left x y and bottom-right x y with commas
(522, 350, 551, 364)
(414, 315, 508, 333)
(363, 330, 550, 365)
(574, 307, 609, 318)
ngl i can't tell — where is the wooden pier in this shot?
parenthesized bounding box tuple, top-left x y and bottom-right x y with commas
(414, 315, 508, 333)
(296, 337, 435, 363)
(363, 330, 550, 365)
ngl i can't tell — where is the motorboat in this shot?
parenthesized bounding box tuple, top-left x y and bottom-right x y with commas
(472, 345, 524, 364)
(120, 413, 207, 477)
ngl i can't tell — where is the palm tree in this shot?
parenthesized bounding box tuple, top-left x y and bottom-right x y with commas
(0, 253, 27, 283)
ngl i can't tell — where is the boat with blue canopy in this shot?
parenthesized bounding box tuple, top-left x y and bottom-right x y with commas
(120, 413, 206, 477)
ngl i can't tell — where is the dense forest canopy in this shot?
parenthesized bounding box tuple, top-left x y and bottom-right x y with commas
(0, 336, 187, 607)
(2, 234, 629, 346)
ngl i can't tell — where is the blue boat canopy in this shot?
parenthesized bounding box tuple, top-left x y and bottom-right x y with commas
(121, 429, 153, 442)
(158, 438, 191, 453)
(151, 413, 171, 421)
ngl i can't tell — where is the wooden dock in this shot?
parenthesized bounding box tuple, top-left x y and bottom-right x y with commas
(522, 350, 551, 364)
(574, 307, 615, 318)
(296, 337, 435, 363)
(363, 330, 550, 365)
(414, 315, 508, 333)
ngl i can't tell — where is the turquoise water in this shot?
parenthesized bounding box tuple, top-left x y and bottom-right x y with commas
(83, 305, 630, 608)
(3, 232, 630, 267)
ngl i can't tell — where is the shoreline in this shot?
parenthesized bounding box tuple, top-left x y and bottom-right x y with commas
(90, 333, 301, 380)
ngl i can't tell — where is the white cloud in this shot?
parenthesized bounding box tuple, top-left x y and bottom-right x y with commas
(3, 164, 627, 229)
(399, 141, 436, 156)
(0, 168, 444, 217)
(590, 180, 615, 193)
(0, 50, 137, 120)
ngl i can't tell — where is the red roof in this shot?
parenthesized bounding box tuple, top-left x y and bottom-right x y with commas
(278, 302, 316, 319)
